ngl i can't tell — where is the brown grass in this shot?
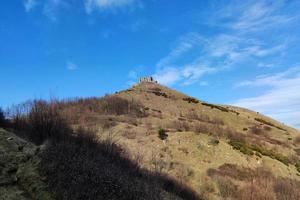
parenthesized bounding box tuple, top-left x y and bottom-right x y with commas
(294, 136, 300, 145)
(207, 164, 300, 200)
(6, 98, 203, 200)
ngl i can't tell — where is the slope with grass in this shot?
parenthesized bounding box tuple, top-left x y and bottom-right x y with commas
(2, 81, 300, 200)
(61, 81, 300, 199)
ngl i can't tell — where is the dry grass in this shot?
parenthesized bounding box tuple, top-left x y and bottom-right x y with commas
(208, 164, 300, 200)
(294, 136, 300, 145)
(4, 82, 299, 199)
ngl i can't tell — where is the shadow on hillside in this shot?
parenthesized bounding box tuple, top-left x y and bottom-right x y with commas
(40, 130, 202, 200)
(1, 100, 202, 200)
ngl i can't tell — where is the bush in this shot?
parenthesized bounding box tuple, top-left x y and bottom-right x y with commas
(58, 96, 147, 123)
(158, 128, 168, 140)
(208, 138, 219, 146)
(9, 100, 69, 145)
(208, 164, 300, 200)
(295, 161, 300, 173)
(274, 178, 300, 200)
(0, 107, 6, 127)
(295, 148, 300, 156)
(201, 103, 229, 112)
(183, 97, 199, 104)
(250, 126, 264, 135)
(254, 118, 286, 131)
(193, 122, 209, 134)
(229, 139, 254, 156)
(294, 136, 300, 145)
(101, 96, 146, 116)
(215, 177, 237, 199)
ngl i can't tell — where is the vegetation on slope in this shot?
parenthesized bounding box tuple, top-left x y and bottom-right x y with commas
(1, 82, 300, 199)
(2, 98, 202, 200)
(207, 164, 300, 200)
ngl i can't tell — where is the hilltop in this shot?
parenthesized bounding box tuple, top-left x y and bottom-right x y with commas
(1, 81, 300, 200)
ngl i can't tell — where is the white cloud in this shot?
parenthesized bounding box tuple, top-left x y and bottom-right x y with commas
(235, 66, 300, 87)
(23, 0, 68, 21)
(24, 0, 37, 12)
(153, 31, 285, 86)
(199, 81, 208, 86)
(157, 33, 204, 68)
(153, 64, 216, 86)
(257, 62, 275, 68)
(234, 67, 300, 129)
(153, 67, 181, 86)
(127, 0, 297, 91)
(181, 64, 216, 86)
(84, 0, 138, 14)
(66, 62, 78, 70)
(217, 0, 295, 32)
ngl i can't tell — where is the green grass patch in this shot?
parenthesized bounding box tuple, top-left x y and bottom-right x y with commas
(229, 139, 290, 165)
(228, 140, 254, 156)
(254, 118, 286, 131)
(201, 103, 229, 112)
(295, 161, 300, 173)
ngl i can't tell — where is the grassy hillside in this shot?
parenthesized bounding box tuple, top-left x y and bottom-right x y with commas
(1, 81, 300, 199)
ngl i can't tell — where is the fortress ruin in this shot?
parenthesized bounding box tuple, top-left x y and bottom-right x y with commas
(139, 76, 158, 83)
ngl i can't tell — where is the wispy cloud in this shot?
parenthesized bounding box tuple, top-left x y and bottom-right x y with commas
(24, 0, 37, 12)
(43, 0, 69, 21)
(24, 0, 138, 19)
(153, 67, 181, 86)
(151, 0, 295, 87)
(235, 66, 300, 88)
(153, 32, 286, 86)
(23, 0, 69, 21)
(257, 62, 274, 68)
(84, 0, 140, 14)
(216, 0, 296, 32)
(234, 66, 300, 128)
(153, 63, 217, 86)
(66, 62, 78, 70)
(156, 33, 204, 69)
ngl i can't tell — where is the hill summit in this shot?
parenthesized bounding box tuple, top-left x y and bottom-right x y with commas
(1, 80, 300, 200)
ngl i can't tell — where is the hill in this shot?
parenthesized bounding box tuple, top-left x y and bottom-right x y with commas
(1, 81, 300, 199)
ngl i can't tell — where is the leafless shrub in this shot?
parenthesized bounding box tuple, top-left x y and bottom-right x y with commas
(250, 126, 265, 136)
(170, 120, 191, 132)
(273, 178, 300, 200)
(237, 184, 276, 200)
(0, 107, 8, 127)
(215, 176, 237, 199)
(58, 96, 147, 123)
(145, 121, 153, 130)
(8, 100, 69, 144)
(178, 147, 189, 155)
(208, 164, 300, 200)
(101, 118, 117, 129)
(199, 180, 216, 199)
(264, 126, 272, 131)
(294, 136, 300, 145)
(122, 130, 136, 139)
(193, 122, 209, 133)
(186, 111, 224, 125)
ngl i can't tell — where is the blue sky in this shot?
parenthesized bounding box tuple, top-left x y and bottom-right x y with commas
(0, 0, 300, 129)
